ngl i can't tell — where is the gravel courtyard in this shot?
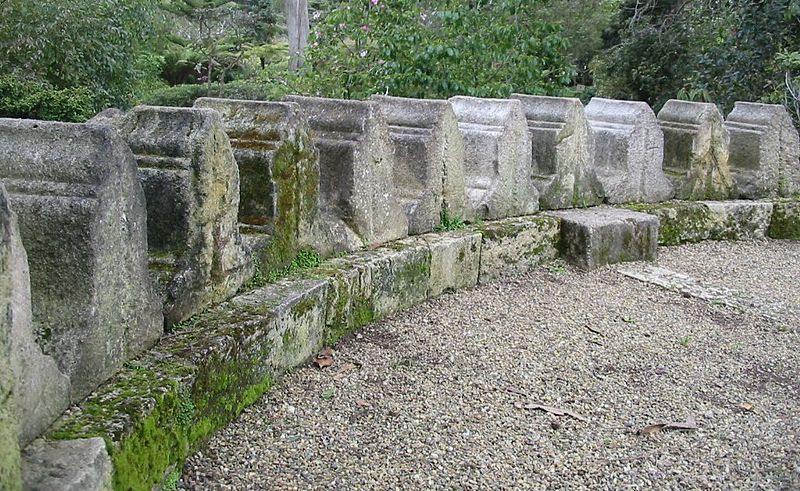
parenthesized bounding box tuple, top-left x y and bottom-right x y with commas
(181, 240, 800, 490)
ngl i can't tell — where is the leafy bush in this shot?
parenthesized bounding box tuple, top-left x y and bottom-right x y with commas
(0, 77, 95, 122)
(138, 79, 289, 107)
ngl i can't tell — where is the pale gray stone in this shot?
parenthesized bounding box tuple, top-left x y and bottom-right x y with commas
(550, 208, 659, 270)
(194, 98, 329, 261)
(0, 119, 163, 402)
(585, 98, 674, 203)
(511, 94, 603, 209)
(284, 96, 409, 249)
(99, 106, 250, 327)
(449, 97, 539, 219)
(658, 100, 734, 200)
(284, 0, 309, 72)
(476, 216, 560, 283)
(371, 95, 469, 232)
(701, 200, 773, 240)
(22, 438, 111, 491)
(421, 230, 481, 297)
(725, 102, 800, 198)
(0, 187, 69, 446)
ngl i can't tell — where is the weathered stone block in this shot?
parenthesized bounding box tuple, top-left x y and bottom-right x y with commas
(550, 208, 659, 270)
(0, 119, 162, 402)
(511, 94, 603, 209)
(769, 198, 800, 240)
(194, 98, 325, 266)
(22, 438, 112, 491)
(45, 277, 327, 491)
(628, 201, 773, 245)
(658, 100, 734, 200)
(585, 98, 674, 203)
(475, 216, 560, 283)
(371, 95, 469, 232)
(421, 231, 481, 297)
(0, 187, 69, 446)
(449, 96, 539, 219)
(284, 96, 409, 249)
(100, 106, 250, 327)
(725, 102, 800, 198)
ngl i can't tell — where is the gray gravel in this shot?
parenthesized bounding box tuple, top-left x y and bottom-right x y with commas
(181, 240, 800, 490)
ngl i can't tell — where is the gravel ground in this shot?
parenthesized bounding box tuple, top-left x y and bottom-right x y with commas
(180, 240, 800, 490)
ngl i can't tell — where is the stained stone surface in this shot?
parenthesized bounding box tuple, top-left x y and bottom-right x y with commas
(585, 98, 674, 204)
(285, 96, 409, 250)
(0, 119, 162, 402)
(421, 230, 482, 297)
(550, 208, 659, 270)
(658, 100, 734, 200)
(371, 95, 469, 232)
(476, 216, 561, 283)
(22, 438, 112, 491)
(629, 200, 774, 245)
(769, 198, 800, 240)
(98, 106, 250, 327)
(725, 102, 800, 198)
(194, 98, 326, 264)
(449, 97, 539, 219)
(0, 187, 69, 446)
(511, 94, 603, 209)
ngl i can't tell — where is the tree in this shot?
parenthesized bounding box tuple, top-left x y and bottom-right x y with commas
(0, 0, 160, 109)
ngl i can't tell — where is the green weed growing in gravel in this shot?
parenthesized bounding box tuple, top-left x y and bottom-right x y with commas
(547, 259, 567, 274)
(678, 335, 692, 347)
(321, 388, 335, 400)
(162, 469, 181, 491)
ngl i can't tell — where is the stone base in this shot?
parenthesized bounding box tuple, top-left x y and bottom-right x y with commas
(476, 216, 561, 283)
(627, 200, 774, 245)
(550, 208, 659, 270)
(422, 231, 482, 297)
(769, 199, 800, 240)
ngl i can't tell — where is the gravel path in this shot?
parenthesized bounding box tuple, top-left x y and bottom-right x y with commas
(181, 240, 800, 490)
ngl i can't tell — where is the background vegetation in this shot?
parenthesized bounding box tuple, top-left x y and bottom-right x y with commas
(0, 0, 798, 126)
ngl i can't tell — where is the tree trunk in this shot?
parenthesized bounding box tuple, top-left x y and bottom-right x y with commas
(284, 0, 309, 72)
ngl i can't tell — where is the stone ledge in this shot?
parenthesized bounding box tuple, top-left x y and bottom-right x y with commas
(769, 198, 800, 240)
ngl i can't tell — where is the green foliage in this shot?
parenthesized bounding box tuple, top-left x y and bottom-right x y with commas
(242, 249, 322, 291)
(0, 0, 160, 110)
(435, 208, 465, 232)
(137, 79, 286, 106)
(296, 0, 575, 99)
(0, 77, 94, 122)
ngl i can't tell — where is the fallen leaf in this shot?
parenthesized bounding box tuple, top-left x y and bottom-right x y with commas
(505, 386, 529, 397)
(355, 399, 370, 407)
(638, 423, 666, 436)
(638, 415, 698, 435)
(313, 347, 335, 369)
(525, 404, 589, 422)
(333, 362, 358, 380)
(739, 403, 754, 412)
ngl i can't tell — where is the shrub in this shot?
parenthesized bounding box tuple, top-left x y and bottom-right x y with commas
(138, 80, 289, 107)
(0, 77, 95, 122)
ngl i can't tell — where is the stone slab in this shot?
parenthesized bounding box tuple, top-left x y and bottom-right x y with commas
(627, 200, 774, 245)
(658, 100, 734, 200)
(585, 98, 674, 203)
(725, 102, 800, 198)
(284, 96, 409, 249)
(449, 97, 539, 219)
(22, 438, 111, 491)
(511, 94, 602, 209)
(421, 231, 482, 297)
(97, 106, 250, 327)
(0, 118, 163, 403)
(475, 216, 561, 283)
(371, 95, 469, 231)
(769, 198, 800, 240)
(549, 208, 659, 270)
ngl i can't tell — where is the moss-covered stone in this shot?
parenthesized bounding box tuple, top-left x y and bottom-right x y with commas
(769, 198, 800, 239)
(421, 230, 482, 297)
(475, 216, 560, 282)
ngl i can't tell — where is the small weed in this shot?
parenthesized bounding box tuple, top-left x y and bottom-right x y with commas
(171, 313, 201, 332)
(162, 468, 181, 491)
(435, 208, 465, 232)
(242, 249, 322, 291)
(678, 335, 691, 347)
(621, 316, 637, 324)
(321, 388, 335, 400)
(547, 259, 567, 273)
(123, 360, 147, 372)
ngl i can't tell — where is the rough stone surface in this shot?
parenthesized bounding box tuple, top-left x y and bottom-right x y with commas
(45, 277, 328, 491)
(629, 200, 773, 245)
(658, 100, 734, 200)
(100, 106, 250, 327)
(22, 438, 112, 491)
(194, 98, 325, 266)
(449, 97, 539, 219)
(0, 187, 69, 446)
(0, 118, 163, 403)
(284, 96, 409, 249)
(585, 98, 674, 203)
(725, 102, 800, 198)
(550, 208, 659, 269)
(421, 231, 481, 297)
(511, 94, 603, 209)
(769, 198, 800, 239)
(476, 216, 560, 283)
(371, 95, 469, 231)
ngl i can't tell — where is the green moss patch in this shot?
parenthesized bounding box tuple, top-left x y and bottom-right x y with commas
(769, 199, 800, 239)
